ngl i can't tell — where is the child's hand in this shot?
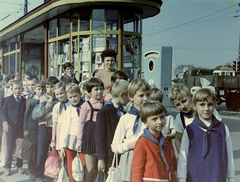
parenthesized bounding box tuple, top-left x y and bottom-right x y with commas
(98, 159, 105, 172)
(50, 141, 56, 149)
(60, 148, 66, 158)
(23, 130, 29, 138)
(2, 123, 10, 133)
(75, 142, 81, 152)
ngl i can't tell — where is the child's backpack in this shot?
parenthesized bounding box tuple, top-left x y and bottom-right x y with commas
(44, 148, 60, 179)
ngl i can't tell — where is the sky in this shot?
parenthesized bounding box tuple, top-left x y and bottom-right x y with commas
(0, 0, 239, 69)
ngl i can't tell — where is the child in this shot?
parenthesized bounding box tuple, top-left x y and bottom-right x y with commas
(79, 80, 91, 101)
(59, 83, 85, 182)
(76, 78, 104, 182)
(34, 76, 59, 182)
(168, 83, 194, 153)
(51, 82, 70, 151)
(132, 100, 177, 182)
(26, 76, 39, 105)
(104, 70, 128, 101)
(96, 79, 129, 174)
(150, 87, 176, 140)
(177, 88, 234, 182)
(111, 78, 151, 182)
(22, 79, 31, 99)
(23, 80, 45, 180)
(1, 80, 26, 176)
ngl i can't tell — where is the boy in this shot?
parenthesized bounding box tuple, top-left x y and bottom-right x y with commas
(111, 78, 151, 181)
(34, 76, 59, 182)
(1, 80, 26, 176)
(132, 100, 177, 182)
(168, 83, 194, 153)
(96, 79, 129, 174)
(23, 80, 45, 180)
(150, 87, 176, 140)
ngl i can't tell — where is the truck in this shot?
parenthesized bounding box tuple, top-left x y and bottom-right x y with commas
(181, 66, 240, 111)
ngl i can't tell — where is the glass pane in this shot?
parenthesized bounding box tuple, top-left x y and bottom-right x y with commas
(17, 52, 20, 74)
(80, 36, 90, 82)
(123, 36, 134, 80)
(80, 10, 91, 31)
(133, 37, 141, 78)
(106, 10, 118, 31)
(72, 13, 79, 32)
(50, 19, 57, 38)
(72, 36, 79, 80)
(10, 54, 15, 74)
(25, 57, 42, 79)
(92, 9, 104, 30)
(9, 37, 16, 52)
(124, 12, 134, 32)
(24, 44, 42, 56)
(3, 40, 9, 53)
(49, 42, 57, 76)
(59, 13, 70, 36)
(135, 14, 141, 33)
(17, 35, 20, 49)
(58, 39, 69, 64)
(107, 34, 118, 54)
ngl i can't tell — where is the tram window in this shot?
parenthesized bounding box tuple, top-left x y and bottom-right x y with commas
(50, 19, 57, 38)
(106, 10, 118, 31)
(80, 10, 90, 31)
(107, 34, 118, 53)
(59, 13, 70, 36)
(92, 9, 104, 30)
(124, 11, 134, 32)
(72, 13, 79, 32)
(135, 14, 141, 33)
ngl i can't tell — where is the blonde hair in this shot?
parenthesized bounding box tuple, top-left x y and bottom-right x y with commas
(193, 88, 216, 106)
(111, 80, 129, 98)
(52, 82, 66, 97)
(65, 83, 81, 95)
(168, 83, 191, 102)
(140, 100, 166, 123)
(128, 78, 151, 98)
(150, 87, 163, 102)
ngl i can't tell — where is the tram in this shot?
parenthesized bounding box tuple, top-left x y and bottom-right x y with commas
(0, 0, 162, 81)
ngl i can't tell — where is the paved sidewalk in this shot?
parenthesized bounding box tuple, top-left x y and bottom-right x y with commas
(0, 157, 54, 182)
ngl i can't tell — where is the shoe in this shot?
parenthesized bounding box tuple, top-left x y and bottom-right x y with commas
(17, 167, 25, 174)
(4, 168, 11, 176)
(36, 177, 43, 182)
(29, 173, 37, 181)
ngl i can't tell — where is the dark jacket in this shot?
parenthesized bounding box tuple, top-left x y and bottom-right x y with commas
(1, 94, 26, 129)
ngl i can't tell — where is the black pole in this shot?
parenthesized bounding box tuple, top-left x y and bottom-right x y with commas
(24, 0, 28, 15)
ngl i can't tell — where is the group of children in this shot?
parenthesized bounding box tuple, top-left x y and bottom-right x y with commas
(0, 67, 235, 182)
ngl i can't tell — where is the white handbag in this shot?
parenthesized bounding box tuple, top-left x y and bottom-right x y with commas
(57, 160, 70, 182)
(106, 153, 121, 182)
(72, 153, 84, 181)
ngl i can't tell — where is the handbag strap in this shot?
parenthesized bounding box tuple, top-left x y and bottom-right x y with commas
(111, 153, 119, 167)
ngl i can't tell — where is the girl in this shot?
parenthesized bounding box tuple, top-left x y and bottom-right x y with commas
(59, 83, 85, 182)
(76, 78, 104, 182)
(177, 88, 235, 182)
(51, 82, 70, 150)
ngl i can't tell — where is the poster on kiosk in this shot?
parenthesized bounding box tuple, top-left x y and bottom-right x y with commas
(143, 47, 172, 112)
